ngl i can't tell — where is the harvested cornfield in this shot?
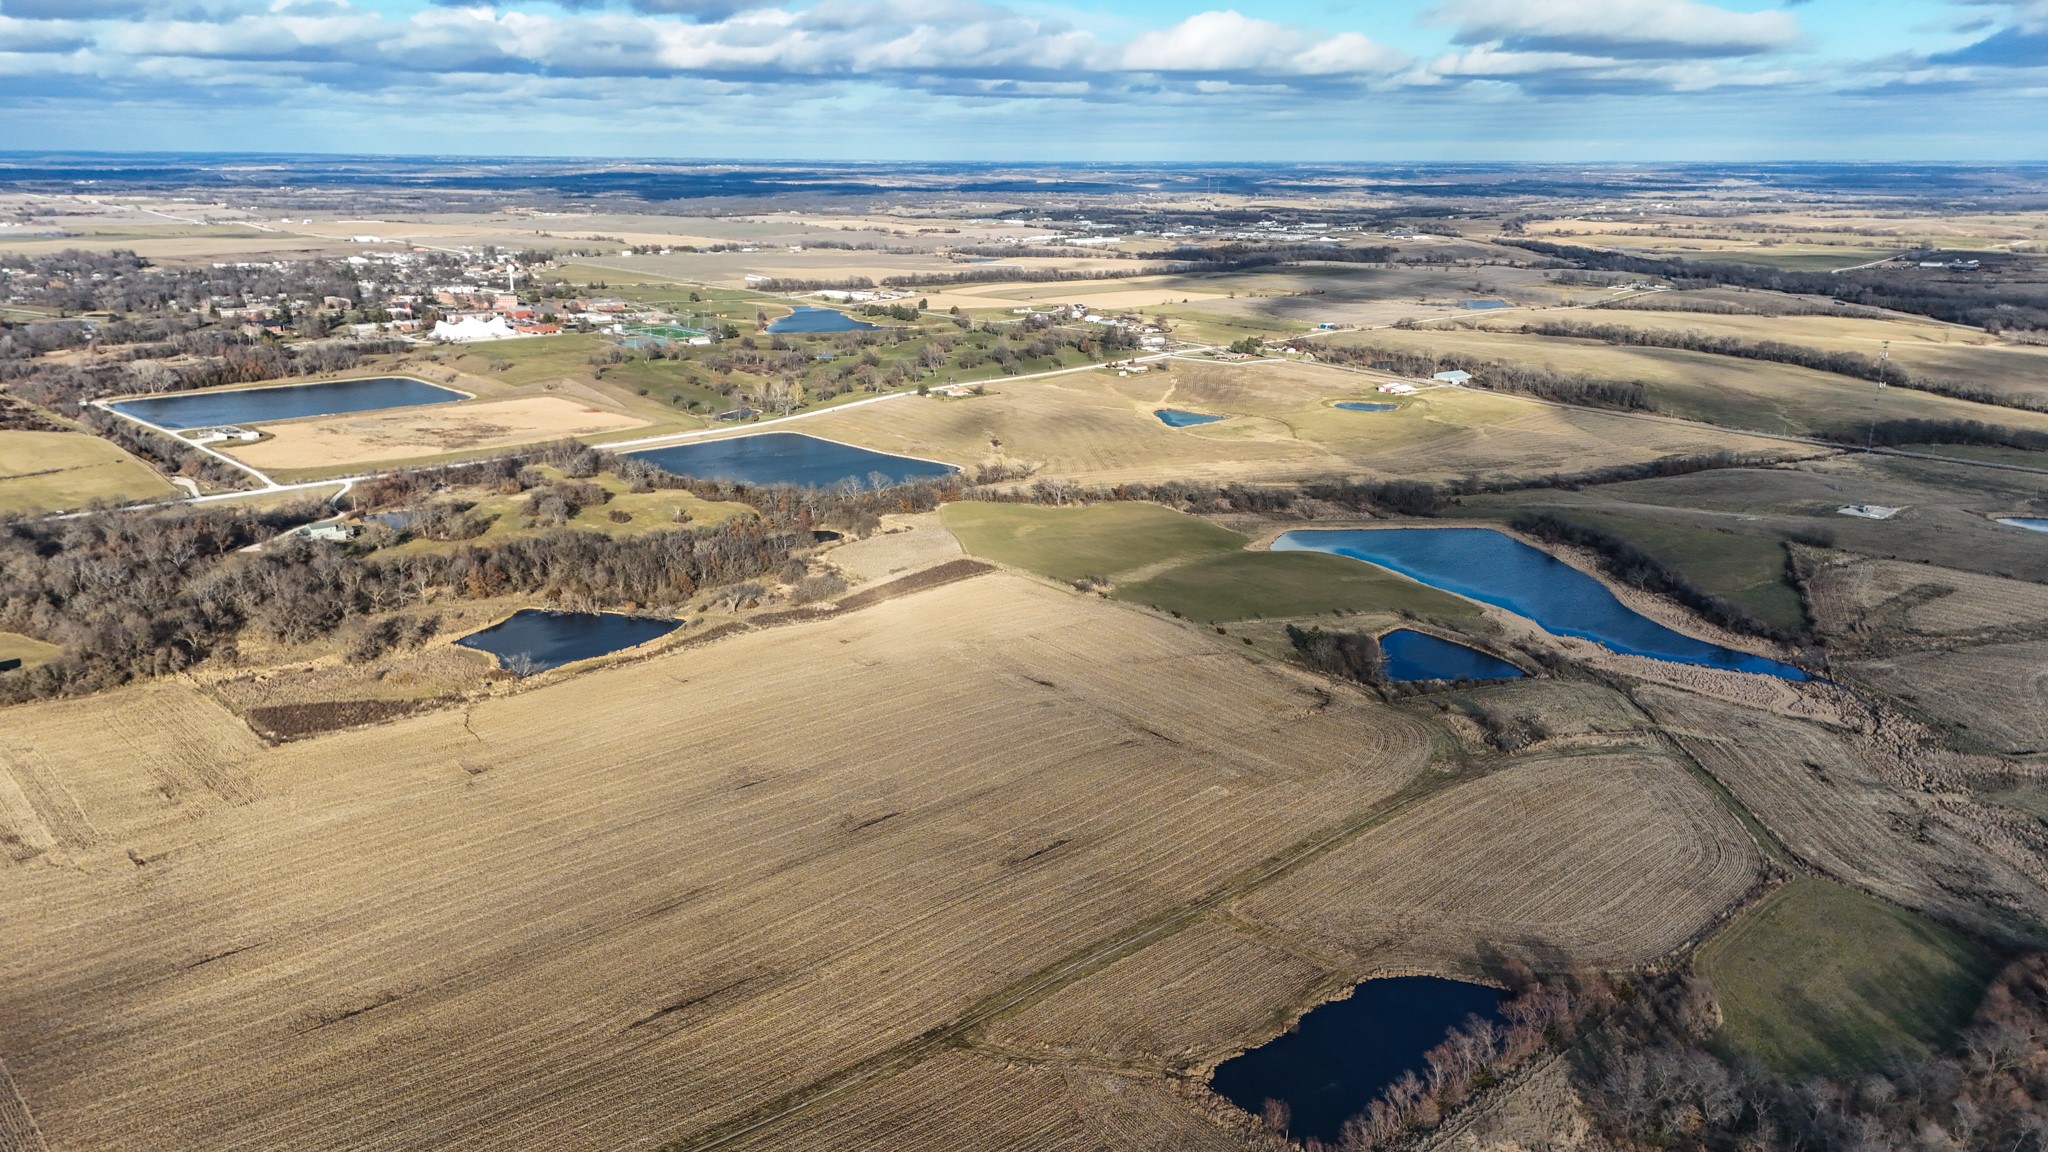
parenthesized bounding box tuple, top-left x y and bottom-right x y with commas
(1801, 552, 2048, 646)
(1637, 687, 2048, 936)
(1234, 749, 1763, 969)
(710, 1050, 1254, 1152)
(1844, 640, 2048, 756)
(983, 916, 1336, 1072)
(0, 681, 266, 859)
(0, 574, 1436, 1152)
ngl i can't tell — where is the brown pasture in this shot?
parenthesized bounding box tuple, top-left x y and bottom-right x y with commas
(798, 359, 1795, 487)
(0, 575, 1440, 1151)
(1638, 687, 2048, 936)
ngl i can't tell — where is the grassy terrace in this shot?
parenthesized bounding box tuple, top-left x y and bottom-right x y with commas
(1697, 878, 1996, 1077)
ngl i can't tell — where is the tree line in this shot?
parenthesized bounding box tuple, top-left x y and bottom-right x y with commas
(1517, 319, 2046, 413)
(1504, 239, 2048, 334)
(1304, 340, 1653, 411)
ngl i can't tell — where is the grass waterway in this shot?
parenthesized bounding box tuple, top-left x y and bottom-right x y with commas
(109, 376, 465, 430)
(1211, 976, 1508, 1144)
(455, 609, 679, 674)
(1274, 527, 1810, 680)
(630, 432, 957, 489)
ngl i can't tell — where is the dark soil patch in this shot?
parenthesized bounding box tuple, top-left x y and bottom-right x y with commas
(244, 696, 461, 742)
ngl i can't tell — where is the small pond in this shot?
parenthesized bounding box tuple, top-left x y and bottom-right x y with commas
(1156, 409, 1226, 427)
(1273, 528, 1810, 680)
(1381, 629, 1524, 683)
(109, 376, 465, 430)
(1997, 517, 2048, 534)
(455, 609, 680, 675)
(1459, 299, 1511, 310)
(765, 306, 877, 334)
(1334, 402, 1398, 413)
(1211, 976, 1508, 1145)
(630, 432, 957, 489)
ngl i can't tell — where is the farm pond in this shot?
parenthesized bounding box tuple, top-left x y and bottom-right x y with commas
(1998, 517, 2048, 534)
(1380, 629, 1523, 682)
(1334, 402, 1398, 413)
(630, 432, 957, 489)
(456, 610, 680, 674)
(1211, 976, 1508, 1144)
(765, 306, 878, 334)
(109, 376, 465, 430)
(1155, 409, 1226, 427)
(1273, 527, 1810, 681)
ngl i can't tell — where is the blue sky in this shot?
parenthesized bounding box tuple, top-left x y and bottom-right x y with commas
(0, 0, 2042, 159)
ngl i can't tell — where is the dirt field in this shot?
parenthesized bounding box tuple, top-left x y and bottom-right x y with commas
(228, 397, 650, 471)
(0, 430, 176, 514)
(1844, 641, 2048, 757)
(799, 359, 1795, 487)
(1234, 749, 1763, 971)
(0, 574, 1443, 1151)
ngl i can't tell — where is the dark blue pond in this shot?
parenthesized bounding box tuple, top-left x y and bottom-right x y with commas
(456, 609, 679, 674)
(1156, 409, 1226, 427)
(1273, 528, 1810, 680)
(765, 306, 877, 334)
(631, 432, 957, 489)
(1335, 402, 1398, 412)
(109, 376, 465, 430)
(1460, 300, 1511, 309)
(1381, 629, 1524, 682)
(1212, 977, 1508, 1144)
(1997, 517, 2048, 534)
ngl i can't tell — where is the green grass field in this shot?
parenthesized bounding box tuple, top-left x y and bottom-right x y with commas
(0, 630, 61, 672)
(1697, 878, 1996, 1076)
(1534, 509, 1807, 631)
(941, 500, 1482, 623)
(1111, 549, 1479, 623)
(939, 501, 1243, 582)
(0, 430, 178, 514)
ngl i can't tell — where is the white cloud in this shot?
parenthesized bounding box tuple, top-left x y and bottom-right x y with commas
(1431, 0, 1803, 58)
(1121, 10, 1408, 76)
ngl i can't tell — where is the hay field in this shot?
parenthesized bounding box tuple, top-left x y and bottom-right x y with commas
(0, 430, 176, 514)
(1637, 687, 2048, 932)
(822, 512, 964, 583)
(1845, 641, 2048, 756)
(1234, 749, 1763, 969)
(800, 360, 1793, 487)
(1545, 308, 2048, 406)
(0, 574, 1442, 1151)
(1326, 325, 2048, 437)
(229, 398, 650, 472)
